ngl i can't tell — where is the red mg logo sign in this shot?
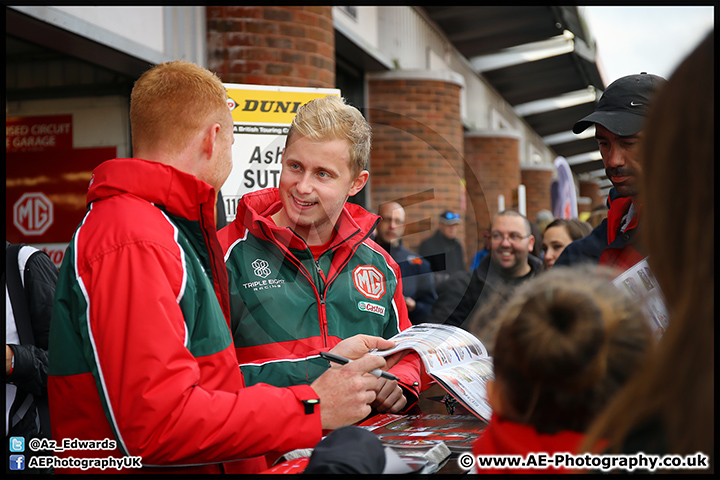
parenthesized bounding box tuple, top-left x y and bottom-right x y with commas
(13, 192, 54, 236)
(353, 265, 385, 300)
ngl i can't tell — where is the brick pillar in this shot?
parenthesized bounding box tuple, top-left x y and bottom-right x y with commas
(579, 179, 603, 209)
(464, 131, 521, 261)
(521, 165, 554, 223)
(206, 6, 335, 88)
(368, 70, 465, 260)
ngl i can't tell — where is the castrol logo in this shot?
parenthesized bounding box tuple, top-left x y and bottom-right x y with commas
(358, 301, 386, 316)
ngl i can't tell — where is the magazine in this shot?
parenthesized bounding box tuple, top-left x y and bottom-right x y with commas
(358, 413, 486, 454)
(372, 323, 494, 421)
(612, 258, 669, 338)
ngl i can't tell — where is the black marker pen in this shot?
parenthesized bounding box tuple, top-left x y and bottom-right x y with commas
(320, 351, 399, 381)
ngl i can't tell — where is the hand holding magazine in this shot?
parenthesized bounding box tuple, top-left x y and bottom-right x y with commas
(372, 323, 493, 421)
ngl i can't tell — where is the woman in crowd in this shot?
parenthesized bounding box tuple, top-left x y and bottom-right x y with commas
(540, 219, 593, 269)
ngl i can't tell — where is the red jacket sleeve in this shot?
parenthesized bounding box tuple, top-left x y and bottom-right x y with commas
(81, 239, 322, 466)
(385, 269, 428, 405)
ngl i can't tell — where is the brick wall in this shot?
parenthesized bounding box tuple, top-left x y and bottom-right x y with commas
(521, 166, 554, 223)
(579, 179, 604, 209)
(368, 76, 465, 258)
(206, 6, 335, 88)
(464, 132, 521, 261)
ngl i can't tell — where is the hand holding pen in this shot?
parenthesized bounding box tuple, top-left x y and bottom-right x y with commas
(320, 351, 399, 381)
(310, 341, 393, 430)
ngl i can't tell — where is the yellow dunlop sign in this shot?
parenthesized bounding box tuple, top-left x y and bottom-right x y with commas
(220, 84, 341, 223)
(226, 84, 340, 125)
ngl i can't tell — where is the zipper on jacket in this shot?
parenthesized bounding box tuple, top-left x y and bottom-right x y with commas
(260, 221, 330, 343)
(314, 257, 329, 346)
(314, 259, 326, 304)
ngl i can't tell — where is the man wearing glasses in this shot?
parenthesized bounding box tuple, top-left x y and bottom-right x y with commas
(431, 210, 543, 331)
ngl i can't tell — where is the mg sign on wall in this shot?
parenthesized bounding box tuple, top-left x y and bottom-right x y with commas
(13, 192, 54, 236)
(6, 114, 117, 268)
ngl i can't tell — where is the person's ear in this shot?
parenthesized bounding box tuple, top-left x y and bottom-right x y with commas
(527, 235, 535, 254)
(203, 123, 221, 160)
(348, 170, 369, 196)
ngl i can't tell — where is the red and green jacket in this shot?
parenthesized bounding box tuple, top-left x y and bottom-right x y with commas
(48, 159, 322, 474)
(218, 188, 423, 401)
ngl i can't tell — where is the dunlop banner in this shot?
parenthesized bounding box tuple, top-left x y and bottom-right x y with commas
(222, 84, 340, 222)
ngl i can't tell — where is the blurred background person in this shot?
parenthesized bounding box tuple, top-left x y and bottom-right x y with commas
(429, 210, 542, 331)
(5, 242, 58, 474)
(528, 220, 545, 261)
(541, 219, 593, 269)
(535, 209, 555, 233)
(419, 210, 466, 288)
(586, 204, 609, 229)
(375, 202, 437, 325)
(583, 30, 713, 472)
(470, 227, 490, 271)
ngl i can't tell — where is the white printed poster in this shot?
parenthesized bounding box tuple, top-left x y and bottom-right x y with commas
(221, 84, 340, 222)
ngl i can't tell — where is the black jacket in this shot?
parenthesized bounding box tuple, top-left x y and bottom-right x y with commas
(376, 239, 438, 324)
(418, 230, 466, 275)
(428, 253, 544, 331)
(5, 242, 58, 473)
(555, 188, 643, 269)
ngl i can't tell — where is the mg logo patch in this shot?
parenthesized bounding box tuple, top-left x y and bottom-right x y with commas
(353, 265, 385, 300)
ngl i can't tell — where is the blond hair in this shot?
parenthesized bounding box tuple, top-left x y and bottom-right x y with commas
(130, 60, 229, 156)
(286, 95, 371, 177)
(487, 265, 654, 434)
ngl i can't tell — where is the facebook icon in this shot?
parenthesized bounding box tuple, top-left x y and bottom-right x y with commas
(9, 455, 25, 471)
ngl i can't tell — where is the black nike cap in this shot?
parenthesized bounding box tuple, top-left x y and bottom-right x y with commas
(573, 72, 666, 136)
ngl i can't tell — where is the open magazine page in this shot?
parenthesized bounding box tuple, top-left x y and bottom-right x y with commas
(432, 359, 494, 421)
(612, 257, 669, 338)
(373, 323, 488, 375)
(373, 324, 493, 421)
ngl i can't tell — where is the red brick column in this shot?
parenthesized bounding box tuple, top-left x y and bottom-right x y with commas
(206, 6, 335, 88)
(521, 165, 554, 223)
(464, 132, 521, 259)
(368, 71, 465, 258)
(578, 197, 592, 217)
(579, 179, 603, 209)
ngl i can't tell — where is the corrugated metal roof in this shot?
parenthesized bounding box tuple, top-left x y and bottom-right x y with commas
(423, 6, 606, 180)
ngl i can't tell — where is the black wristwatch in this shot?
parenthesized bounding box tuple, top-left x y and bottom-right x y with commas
(302, 398, 320, 415)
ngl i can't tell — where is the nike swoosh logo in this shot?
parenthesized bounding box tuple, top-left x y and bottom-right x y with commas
(630, 101, 643, 106)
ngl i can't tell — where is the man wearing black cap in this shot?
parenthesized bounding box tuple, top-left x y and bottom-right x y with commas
(555, 72, 666, 271)
(419, 210, 466, 287)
